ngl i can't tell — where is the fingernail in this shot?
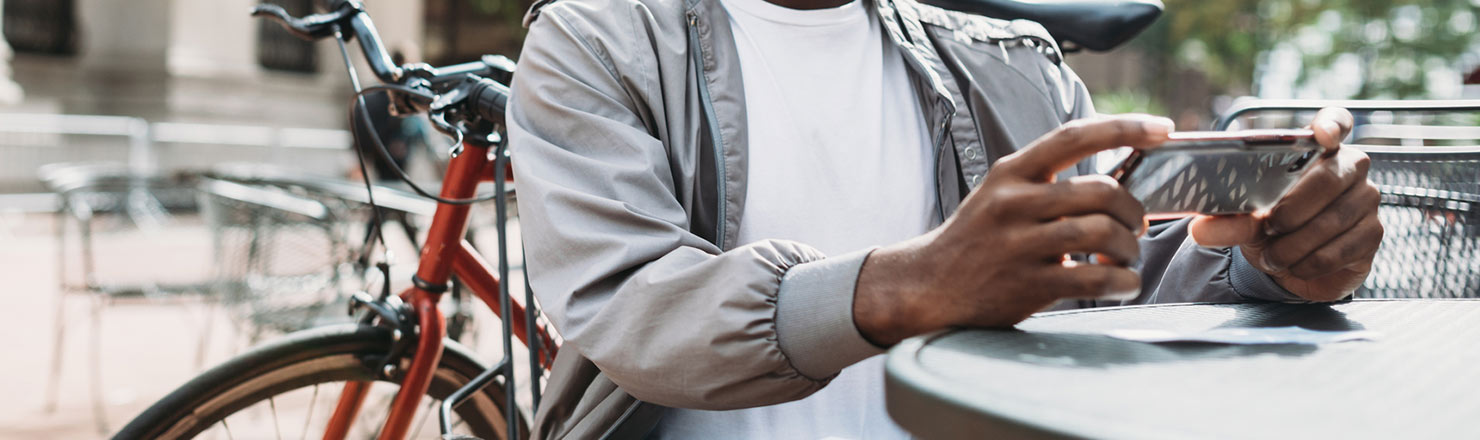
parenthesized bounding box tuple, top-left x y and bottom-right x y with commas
(1101, 287, 1140, 301)
(1262, 221, 1279, 238)
(1143, 118, 1173, 138)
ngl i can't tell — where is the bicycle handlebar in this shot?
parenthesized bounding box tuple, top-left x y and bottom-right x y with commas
(252, 0, 514, 124)
(252, 1, 403, 84)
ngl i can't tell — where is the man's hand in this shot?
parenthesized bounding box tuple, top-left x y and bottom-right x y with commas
(1189, 108, 1383, 301)
(853, 116, 1173, 346)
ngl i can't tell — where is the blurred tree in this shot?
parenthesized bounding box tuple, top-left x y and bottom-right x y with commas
(1091, 89, 1167, 115)
(1129, 0, 1478, 118)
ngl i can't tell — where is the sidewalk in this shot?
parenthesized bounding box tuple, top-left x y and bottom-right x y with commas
(0, 210, 532, 438)
(0, 212, 236, 438)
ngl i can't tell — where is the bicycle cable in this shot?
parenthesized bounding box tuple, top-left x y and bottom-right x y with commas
(344, 78, 506, 206)
(332, 25, 507, 288)
(334, 26, 391, 266)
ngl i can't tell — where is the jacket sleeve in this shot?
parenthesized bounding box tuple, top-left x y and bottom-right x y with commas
(508, 5, 882, 411)
(1052, 63, 1304, 305)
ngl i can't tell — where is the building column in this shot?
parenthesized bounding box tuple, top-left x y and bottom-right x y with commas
(75, 0, 171, 74)
(0, 0, 25, 105)
(167, 0, 259, 78)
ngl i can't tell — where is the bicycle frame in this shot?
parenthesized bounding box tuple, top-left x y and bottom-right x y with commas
(322, 136, 557, 440)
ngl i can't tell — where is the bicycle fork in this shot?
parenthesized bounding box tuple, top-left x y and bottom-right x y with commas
(322, 139, 491, 440)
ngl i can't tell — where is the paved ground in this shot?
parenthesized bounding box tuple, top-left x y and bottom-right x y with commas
(0, 209, 536, 439)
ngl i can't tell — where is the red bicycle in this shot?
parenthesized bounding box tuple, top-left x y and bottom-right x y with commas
(115, 2, 553, 439)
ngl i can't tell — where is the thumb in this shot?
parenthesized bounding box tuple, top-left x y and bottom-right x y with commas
(1188, 214, 1262, 248)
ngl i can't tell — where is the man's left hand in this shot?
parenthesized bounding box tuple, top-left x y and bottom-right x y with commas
(1189, 107, 1384, 301)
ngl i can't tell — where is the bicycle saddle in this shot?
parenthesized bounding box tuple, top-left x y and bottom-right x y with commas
(920, 0, 1163, 52)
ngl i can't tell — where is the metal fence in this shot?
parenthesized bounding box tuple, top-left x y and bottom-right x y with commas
(0, 113, 352, 198)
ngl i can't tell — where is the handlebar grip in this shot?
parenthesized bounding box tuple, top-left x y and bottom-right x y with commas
(469, 79, 512, 123)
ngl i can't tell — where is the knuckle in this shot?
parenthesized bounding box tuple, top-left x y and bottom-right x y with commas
(1265, 242, 1297, 268)
(1268, 207, 1301, 234)
(994, 153, 1022, 171)
(1350, 149, 1372, 174)
(1057, 120, 1090, 143)
(1365, 218, 1387, 243)
(1314, 166, 1344, 187)
(1315, 210, 1347, 233)
(1080, 268, 1114, 294)
(1360, 181, 1382, 207)
(989, 185, 1033, 215)
(1306, 250, 1342, 274)
(1079, 175, 1120, 196)
(1080, 216, 1117, 246)
(1113, 118, 1138, 139)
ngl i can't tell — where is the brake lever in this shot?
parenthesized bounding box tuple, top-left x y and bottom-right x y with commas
(426, 75, 506, 146)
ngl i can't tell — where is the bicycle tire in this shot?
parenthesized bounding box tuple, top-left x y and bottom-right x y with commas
(114, 323, 528, 439)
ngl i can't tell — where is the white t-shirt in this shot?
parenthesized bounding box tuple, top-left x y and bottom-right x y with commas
(652, 0, 936, 437)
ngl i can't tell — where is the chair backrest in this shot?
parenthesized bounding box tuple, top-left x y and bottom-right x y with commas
(1217, 99, 1480, 298)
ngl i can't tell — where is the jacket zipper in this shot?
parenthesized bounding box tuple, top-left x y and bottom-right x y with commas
(882, 1, 954, 220)
(931, 104, 951, 221)
(897, 50, 954, 221)
(687, 11, 728, 250)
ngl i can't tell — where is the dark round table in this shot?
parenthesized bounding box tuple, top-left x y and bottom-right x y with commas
(885, 299, 1480, 439)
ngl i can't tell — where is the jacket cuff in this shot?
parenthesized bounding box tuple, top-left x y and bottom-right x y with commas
(1229, 247, 1303, 302)
(775, 248, 886, 381)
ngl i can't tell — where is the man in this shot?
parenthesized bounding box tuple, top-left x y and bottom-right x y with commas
(507, 0, 1382, 436)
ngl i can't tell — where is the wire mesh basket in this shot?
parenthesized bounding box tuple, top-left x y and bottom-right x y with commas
(199, 178, 357, 336)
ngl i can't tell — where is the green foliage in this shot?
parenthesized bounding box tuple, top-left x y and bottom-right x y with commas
(468, 0, 526, 17)
(1092, 90, 1168, 115)
(1143, 0, 1478, 99)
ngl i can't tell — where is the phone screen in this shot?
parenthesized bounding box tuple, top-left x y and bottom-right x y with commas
(1112, 130, 1319, 218)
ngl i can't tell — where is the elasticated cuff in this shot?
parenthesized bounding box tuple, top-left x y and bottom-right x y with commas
(775, 248, 886, 381)
(1230, 247, 1304, 302)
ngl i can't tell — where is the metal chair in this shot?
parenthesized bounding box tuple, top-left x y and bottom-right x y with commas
(1216, 99, 1480, 298)
(197, 176, 360, 341)
(204, 163, 513, 343)
(39, 162, 209, 433)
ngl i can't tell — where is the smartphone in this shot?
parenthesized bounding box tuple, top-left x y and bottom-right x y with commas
(1109, 129, 1320, 219)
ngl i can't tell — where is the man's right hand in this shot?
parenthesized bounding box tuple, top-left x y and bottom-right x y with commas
(852, 115, 1174, 346)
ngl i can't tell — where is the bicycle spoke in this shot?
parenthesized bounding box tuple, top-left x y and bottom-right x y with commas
(269, 396, 283, 440)
(300, 384, 320, 440)
(221, 418, 235, 440)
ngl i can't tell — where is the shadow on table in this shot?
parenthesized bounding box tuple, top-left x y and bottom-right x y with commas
(963, 304, 1363, 369)
(1211, 302, 1366, 332)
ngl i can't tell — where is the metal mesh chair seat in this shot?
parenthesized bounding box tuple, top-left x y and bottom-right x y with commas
(1359, 146, 1480, 297)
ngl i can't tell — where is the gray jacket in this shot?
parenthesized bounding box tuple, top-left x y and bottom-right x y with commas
(508, 0, 1300, 437)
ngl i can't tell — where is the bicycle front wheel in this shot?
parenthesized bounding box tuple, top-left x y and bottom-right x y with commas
(115, 324, 527, 439)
